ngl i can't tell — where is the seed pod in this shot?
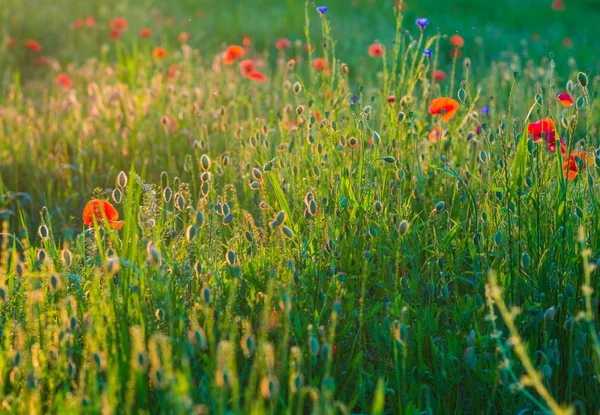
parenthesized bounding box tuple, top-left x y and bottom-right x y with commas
(226, 250, 237, 265)
(521, 252, 531, 268)
(105, 256, 120, 275)
(296, 105, 304, 115)
(398, 219, 409, 235)
(49, 274, 62, 293)
(293, 82, 302, 95)
(174, 193, 186, 211)
(61, 249, 72, 266)
(223, 213, 234, 225)
(38, 225, 49, 240)
(117, 171, 128, 188)
(374, 201, 383, 213)
(457, 88, 466, 103)
(186, 225, 197, 241)
(250, 181, 260, 190)
(195, 211, 204, 227)
(37, 249, 47, 263)
(200, 154, 211, 171)
(383, 156, 395, 163)
(282, 226, 294, 239)
(163, 186, 173, 203)
(435, 201, 445, 213)
(252, 167, 263, 180)
(578, 71, 588, 87)
(147, 242, 161, 267)
(112, 188, 122, 204)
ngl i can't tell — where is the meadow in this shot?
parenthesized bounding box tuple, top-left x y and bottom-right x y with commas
(1, 0, 600, 413)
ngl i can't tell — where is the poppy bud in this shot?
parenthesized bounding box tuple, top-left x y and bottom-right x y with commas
(577, 71, 588, 87)
(398, 219, 409, 235)
(200, 154, 211, 171)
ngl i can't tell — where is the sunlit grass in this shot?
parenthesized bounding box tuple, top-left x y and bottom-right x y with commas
(0, 1, 599, 414)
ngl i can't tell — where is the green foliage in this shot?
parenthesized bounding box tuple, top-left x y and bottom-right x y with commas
(0, 0, 600, 414)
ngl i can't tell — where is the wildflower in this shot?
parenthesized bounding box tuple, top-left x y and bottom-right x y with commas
(415, 18, 429, 30)
(246, 71, 267, 82)
(429, 97, 460, 122)
(275, 38, 292, 50)
(527, 118, 555, 143)
(387, 95, 396, 104)
(55, 73, 73, 89)
(72, 19, 84, 30)
(449, 48, 462, 59)
(6, 37, 15, 48)
(368, 43, 384, 58)
(83, 200, 124, 229)
(313, 58, 327, 72)
(109, 29, 122, 40)
(423, 49, 432, 58)
(450, 34, 464, 48)
(223, 45, 245, 65)
(35, 56, 48, 66)
(527, 118, 566, 154)
(551, 0, 565, 11)
(152, 47, 167, 60)
(25, 39, 41, 53)
(167, 65, 180, 79)
(563, 151, 590, 180)
(557, 92, 574, 107)
(481, 106, 490, 115)
(85, 17, 96, 27)
(110, 17, 128, 32)
(238, 59, 255, 75)
(316, 6, 328, 14)
(562, 37, 572, 49)
(349, 94, 360, 105)
(178, 31, 190, 44)
(428, 126, 446, 143)
(139, 28, 153, 38)
(433, 70, 447, 82)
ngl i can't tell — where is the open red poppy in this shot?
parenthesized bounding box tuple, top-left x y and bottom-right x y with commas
(25, 39, 41, 53)
(83, 200, 124, 229)
(275, 38, 292, 51)
(152, 47, 167, 60)
(246, 71, 267, 82)
(238, 59, 255, 75)
(55, 73, 73, 89)
(527, 118, 555, 143)
(368, 43, 384, 58)
(110, 17, 128, 32)
(429, 97, 460, 122)
(563, 151, 589, 180)
(139, 28, 153, 38)
(223, 45, 245, 65)
(557, 92, 574, 107)
(450, 35, 464, 48)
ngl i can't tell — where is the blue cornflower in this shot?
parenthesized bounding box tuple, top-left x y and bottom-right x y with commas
(415, 18, 429, 30)
(316, 6, 328, 14)
(481, 106, 491, 115)
(349, 94, 360, 105)
(423, 49, 432, 58)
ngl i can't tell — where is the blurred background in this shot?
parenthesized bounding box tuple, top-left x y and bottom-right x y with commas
(1, 0, 599, 82)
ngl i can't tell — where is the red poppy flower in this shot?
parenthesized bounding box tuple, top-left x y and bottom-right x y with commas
(110, 17, 128, 32)
(139, 28, 153, 38)
(557, 92, 574, 107)
(243, 36, 252, 47)
(167, 65, 180, 79)
(527, 118, 555, 143)
(246, 71, 267, 82)
(55, 73, 73, 89)
(552, 0, 565, 11)
(25, 39, 41, 53)
(313, 58, 327, 71)
(368, 43, 384, 58)
(387, 95, 396, 104)
(428, 126, 446, 143)
(562, 37, 573, 49)
(450, 34, 465, 48)
(109, 29, 122, 40)
(223, 45, 245, 65)
(563, 151, 589, 180)
(434, 70, 447, 82)
(83, 200, 124, 229)
(429, 97, 460, 122)
(86, 17, 96, 27)
(6, 37, 15, 48)
(275, 38, 292, 51)
(73, 19, 84, 30)
(238, 59, 255, 75)
(178, 32, 190, 44)
(152, 47, 167, 60)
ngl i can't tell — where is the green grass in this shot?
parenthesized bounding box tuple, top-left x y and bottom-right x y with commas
(0, 0, 600, 414)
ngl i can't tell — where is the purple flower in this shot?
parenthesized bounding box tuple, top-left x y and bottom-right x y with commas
(481, 106, 491, 115)
(316, 6, 328, 14)
(416, 18, 429, 30)
(423, 49, 432, 58)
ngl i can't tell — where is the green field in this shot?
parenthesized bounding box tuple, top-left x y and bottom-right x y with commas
(1, 0, 600, 413)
